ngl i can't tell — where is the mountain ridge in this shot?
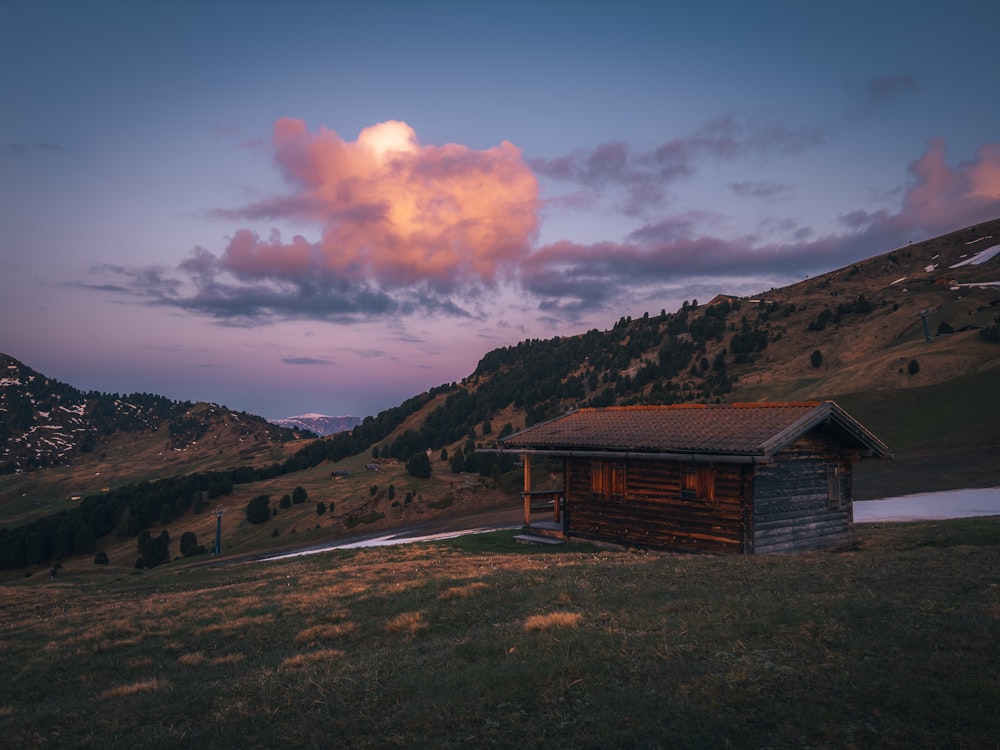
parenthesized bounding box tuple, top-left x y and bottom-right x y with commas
(270, 414, 362, 436)
(0, 353, 311, 513)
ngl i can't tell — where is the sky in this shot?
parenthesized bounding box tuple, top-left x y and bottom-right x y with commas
(2, 0, 999, 420)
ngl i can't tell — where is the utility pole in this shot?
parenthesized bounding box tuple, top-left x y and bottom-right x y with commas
(914, 306, 936, 342)
(917, 310, 931, 342)
(213, 504, 225, 555)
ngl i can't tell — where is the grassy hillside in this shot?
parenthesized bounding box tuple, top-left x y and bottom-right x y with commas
(2, 518, 997, 748)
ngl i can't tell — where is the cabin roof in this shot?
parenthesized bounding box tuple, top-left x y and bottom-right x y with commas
(499, 401, 889, 461)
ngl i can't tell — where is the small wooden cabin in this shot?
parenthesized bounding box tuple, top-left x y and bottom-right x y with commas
(495, 402, 889, 554)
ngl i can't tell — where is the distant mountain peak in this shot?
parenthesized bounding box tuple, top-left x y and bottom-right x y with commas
(270, 414, 361, 436)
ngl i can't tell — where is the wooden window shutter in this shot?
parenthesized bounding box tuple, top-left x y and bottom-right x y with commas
(592, 460, 625, 501)
(682, 465, 715, 501)
(827, 464, 843, 509)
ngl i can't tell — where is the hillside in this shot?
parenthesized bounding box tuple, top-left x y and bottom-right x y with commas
(0, 354, 311, 520)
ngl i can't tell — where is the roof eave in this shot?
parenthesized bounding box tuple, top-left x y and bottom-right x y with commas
(480, 446, 772, 464)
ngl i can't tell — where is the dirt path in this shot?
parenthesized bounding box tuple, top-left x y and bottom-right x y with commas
(211, 504, 523, 565)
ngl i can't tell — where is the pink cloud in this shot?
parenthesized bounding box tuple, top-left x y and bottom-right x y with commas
(221, 118, 540, 290)
(222, 229, 317, 280)
(900, 137, 1000, 234)
(967, 143, 1000, 199)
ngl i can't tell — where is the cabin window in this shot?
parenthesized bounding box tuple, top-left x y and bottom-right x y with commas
(591, 460, 625, 501)
(827, 464, 843, 509)
(680, 465, 715, 501)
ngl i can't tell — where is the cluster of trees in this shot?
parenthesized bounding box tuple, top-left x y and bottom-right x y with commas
(319, 384, 457, 465)
(85, 391, 186, 436)
(808, 295, 875, 332)
(406, 452, 432, 478)
(129, 527, 206, 569)
(730, 326, 769, 364)
(167, 414, 211, 447)
(246, 486, 311, 523)
(135, 529, 171, 568)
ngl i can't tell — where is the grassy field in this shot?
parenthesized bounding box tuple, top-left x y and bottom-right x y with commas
(2, 518, 998, 748)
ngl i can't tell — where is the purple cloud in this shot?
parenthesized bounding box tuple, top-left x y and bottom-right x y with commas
(731, 180, 791, 200)
(531, 114, 830, 214)
(520, 138, 1000, 318)
(281, 357, 332, 365)
(865, 74, 920, 109)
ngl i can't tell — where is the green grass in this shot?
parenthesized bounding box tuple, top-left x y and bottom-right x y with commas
(834, 367, 1000, 449)
(2, 519, 999, 748)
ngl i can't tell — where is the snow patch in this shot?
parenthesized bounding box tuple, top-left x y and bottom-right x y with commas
(855, 487, 1000, 522)
(954, 281, 1000, 289)
(950, 244, 1000, 268)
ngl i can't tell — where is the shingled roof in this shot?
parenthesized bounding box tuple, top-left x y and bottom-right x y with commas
(498, 402, 889, 462)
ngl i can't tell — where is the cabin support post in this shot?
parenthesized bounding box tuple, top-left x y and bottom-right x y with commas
(523, 454, 532, 526)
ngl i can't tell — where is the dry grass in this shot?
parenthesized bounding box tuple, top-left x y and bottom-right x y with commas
(524, 611, 583, 631)
(202, 613, 275, 633)
(438, 581, 489, 599)
(209, 653, 244, 666)
(294, 622, 357, 644)
(279, 649, 344, 670)
(1, 520, 998, 749)
(99, 678, 170, 700)
(384, 610, 428, 637)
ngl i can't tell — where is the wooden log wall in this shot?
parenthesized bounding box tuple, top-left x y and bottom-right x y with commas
(564, 458, 749, 553)
(752, 432, 852, 554)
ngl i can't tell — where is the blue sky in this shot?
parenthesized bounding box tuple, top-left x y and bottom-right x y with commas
(2, 0, 999, 419)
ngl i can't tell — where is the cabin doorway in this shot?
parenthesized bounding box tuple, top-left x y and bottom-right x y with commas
(519, 455, 567, 542)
